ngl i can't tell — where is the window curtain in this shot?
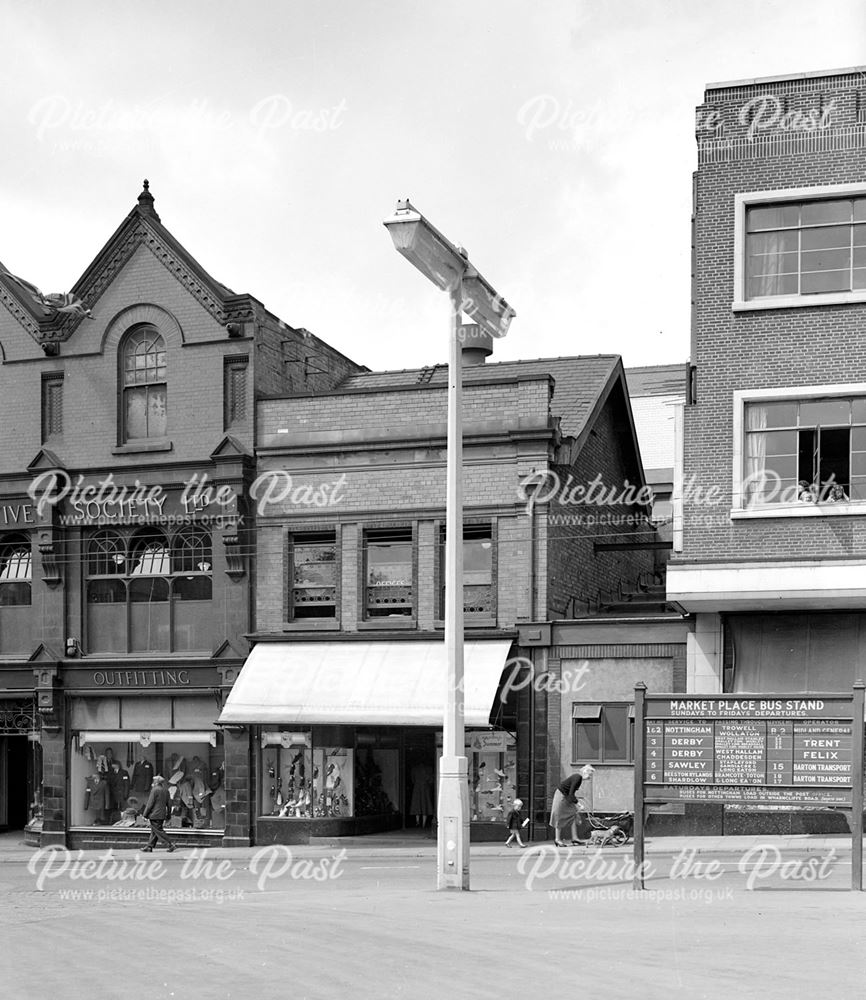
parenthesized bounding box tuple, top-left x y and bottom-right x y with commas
(749, 232, 787, 297)
(744, 404, 768, 506)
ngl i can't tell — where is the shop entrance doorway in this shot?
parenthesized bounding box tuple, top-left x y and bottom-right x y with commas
(0, 736, 30, 830)
(404, 731, 436, 831)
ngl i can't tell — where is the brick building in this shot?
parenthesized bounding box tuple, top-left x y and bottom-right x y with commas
(666, 67, 866, 829)
(0, 182, 361, 846)
(219, 335, 662, 841)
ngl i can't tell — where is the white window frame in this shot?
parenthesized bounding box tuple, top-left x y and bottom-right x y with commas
(731, 382, 866, 519)
(733, 182, 866, 312)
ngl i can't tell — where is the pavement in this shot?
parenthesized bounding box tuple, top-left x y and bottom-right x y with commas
(0, 828, 859, 860)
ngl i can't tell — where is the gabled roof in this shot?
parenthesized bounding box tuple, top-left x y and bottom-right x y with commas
(0, 181, 258, 348)
(338, 354, 622, 440)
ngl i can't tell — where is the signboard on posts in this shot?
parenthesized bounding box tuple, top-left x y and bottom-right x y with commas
(632, 684, 865, 891)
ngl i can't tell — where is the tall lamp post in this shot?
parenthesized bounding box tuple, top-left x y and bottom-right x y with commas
(383, 200, 515, 890)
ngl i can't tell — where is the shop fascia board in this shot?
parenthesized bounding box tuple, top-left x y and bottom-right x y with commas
(667, 560, 866, 611)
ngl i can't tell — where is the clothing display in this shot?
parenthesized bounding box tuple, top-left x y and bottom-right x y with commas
(107, 763, 130, 810)
(71, 737, 225, 830)
(131, 759, 154, 793)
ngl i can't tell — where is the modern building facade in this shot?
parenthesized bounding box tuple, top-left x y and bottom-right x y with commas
(0, 183, 361, 846)
(666, 67, 866, 828)
(220, 337, 661, 841)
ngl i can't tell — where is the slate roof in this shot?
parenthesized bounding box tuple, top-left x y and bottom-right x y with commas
(624, 363, 687, 397)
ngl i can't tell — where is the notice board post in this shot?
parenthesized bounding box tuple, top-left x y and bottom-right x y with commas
(633, 684, 865, 892)
(852, 681, 864, 891)
(633, 682, 646, 890)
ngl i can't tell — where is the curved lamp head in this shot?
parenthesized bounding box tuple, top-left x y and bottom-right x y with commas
(383, 200, 515, 338)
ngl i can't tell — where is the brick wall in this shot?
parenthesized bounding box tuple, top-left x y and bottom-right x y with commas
(682, 72, 866, 562)
(547, 387, 655, 613)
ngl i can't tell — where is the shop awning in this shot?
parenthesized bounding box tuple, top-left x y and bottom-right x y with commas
(218, 640, 514, 727)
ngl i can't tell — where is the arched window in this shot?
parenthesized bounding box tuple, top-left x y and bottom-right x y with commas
(0, 534, 31, 607)
(129, 530, 170, 576)
(87, 530, 126, 575)
(121, 326, 167, 441)
(172, 526, 212, 574)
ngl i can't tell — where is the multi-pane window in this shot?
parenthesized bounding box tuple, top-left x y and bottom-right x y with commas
(289, 532, 337, 619)
(439, 524, 494, 618)
(743, 396, 866, 506)
(0, 534, 32, 654)
(573, 703, 633, 763)
(41, 372, 64, 440)
(0, 535, 32, 607)
(85, 527, 212, 653)
(122, 326, 167, 440)
(364, 529, 413, 619)
(746, 197, 866, 299)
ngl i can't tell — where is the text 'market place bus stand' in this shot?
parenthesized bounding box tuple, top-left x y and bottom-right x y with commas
(632, 682, 865, 891)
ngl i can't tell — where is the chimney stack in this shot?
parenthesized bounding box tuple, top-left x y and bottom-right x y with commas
(459, 323, 493, 365)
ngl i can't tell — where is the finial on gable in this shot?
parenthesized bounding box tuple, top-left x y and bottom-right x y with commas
(137, 179, 161, 222)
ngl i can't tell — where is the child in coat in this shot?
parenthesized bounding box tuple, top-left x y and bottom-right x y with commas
(505, 798, 530, 848)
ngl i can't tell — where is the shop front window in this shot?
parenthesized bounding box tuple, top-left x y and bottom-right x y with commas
(260, 731, 360, 819)
(436, 730, 518, 822)
(85, 527, 213, 653)
(69, 697, 225, 831)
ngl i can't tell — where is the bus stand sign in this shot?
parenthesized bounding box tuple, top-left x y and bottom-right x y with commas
(632, 683, 865, 891)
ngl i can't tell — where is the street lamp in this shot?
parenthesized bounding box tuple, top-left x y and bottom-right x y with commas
(383, 200, 514, 890)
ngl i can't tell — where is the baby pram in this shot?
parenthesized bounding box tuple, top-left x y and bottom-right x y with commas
(584, 810, 633, 847)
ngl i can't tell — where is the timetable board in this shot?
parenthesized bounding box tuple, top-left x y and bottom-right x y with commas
(633, 688, 866, 891)
(642, 697, 854, 807)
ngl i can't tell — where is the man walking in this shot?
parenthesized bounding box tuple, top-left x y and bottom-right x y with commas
(141, 775, 176, 853)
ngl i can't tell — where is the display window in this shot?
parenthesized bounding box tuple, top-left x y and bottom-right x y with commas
(260, 728, 404, 820)
(437, 730, 518, 821)
(69, 696, 225, 831)
(260, 731, 313, 817)
(312, 747, 354, 817)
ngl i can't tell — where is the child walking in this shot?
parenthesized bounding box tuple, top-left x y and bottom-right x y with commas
(505, 798, 529, 848)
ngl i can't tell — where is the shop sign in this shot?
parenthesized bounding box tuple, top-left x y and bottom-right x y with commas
(90, 669, 192, 688)
(435, 731, 511, 751)
(27, 470, 240, 527)
(0, 501, 35, 526)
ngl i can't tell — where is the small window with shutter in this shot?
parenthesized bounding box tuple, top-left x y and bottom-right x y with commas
(41, 372, 64, 441)
(224, 356, 249, 430)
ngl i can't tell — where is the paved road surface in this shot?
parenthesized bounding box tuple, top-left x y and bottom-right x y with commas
(1, 835, 864, 999)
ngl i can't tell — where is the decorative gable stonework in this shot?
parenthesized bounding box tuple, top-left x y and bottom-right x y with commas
(1, 184, 258, 349)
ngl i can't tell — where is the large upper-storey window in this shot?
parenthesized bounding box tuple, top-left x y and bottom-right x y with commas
(438, 523, 495, 620)
(734, 385, 866, 516)
(289, 532, 337, 620)
(734, 185, 866, 311)
(746, 198, 866, 299)
(0, 533, 32, 654)
(122, 326, 167, 441)
(364, 529, 414, 620)
(86, 527, 212, 653)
